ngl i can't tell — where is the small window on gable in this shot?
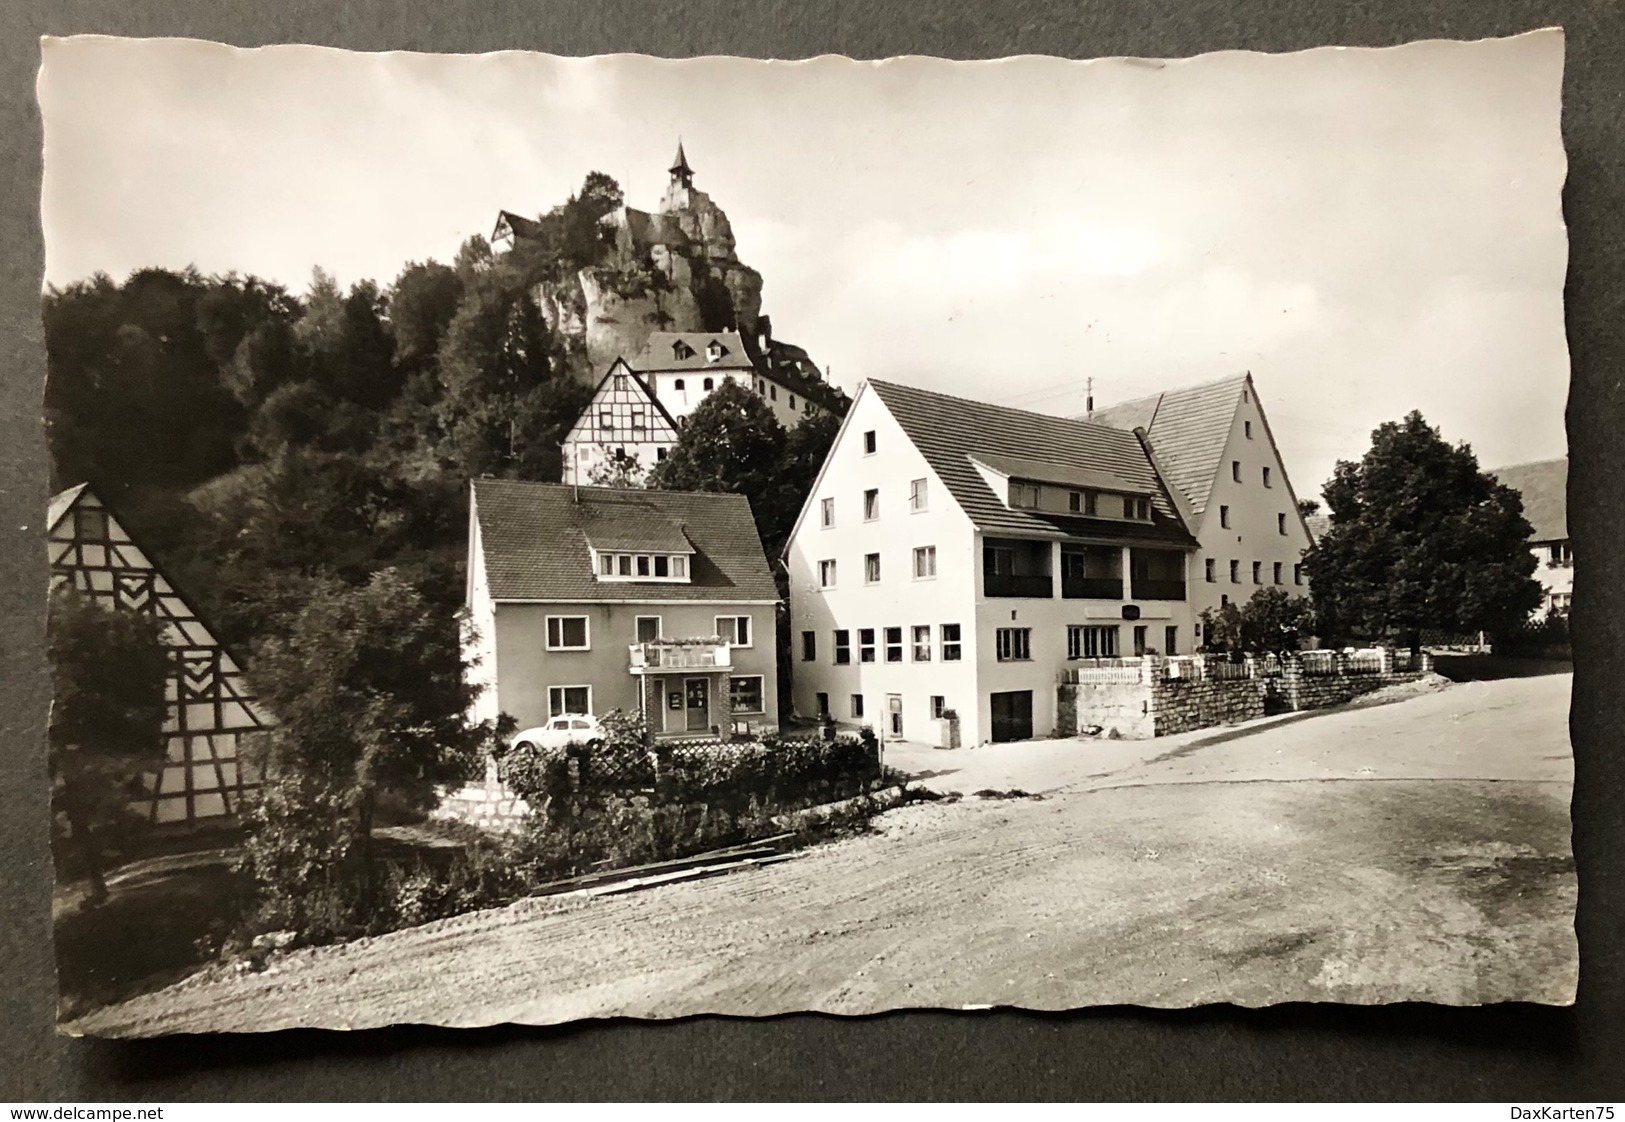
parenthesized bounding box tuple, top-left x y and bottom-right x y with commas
(600, 410, 613, 429)
(1232, 461, 1242, 482)
(863, 430, 877, 455)
(630, 406, 645, 430)
(1220, 505, 1231, 529)
(613, 374, 627, 390)
(1278, 512, 1288, 535)
(1245, 420, 1254, 439)
(75, 508, 108, 540)
(1262, 466, 1272, 488)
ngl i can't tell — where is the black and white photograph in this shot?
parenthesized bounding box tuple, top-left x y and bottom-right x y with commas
(37, 30, 1574, 1036)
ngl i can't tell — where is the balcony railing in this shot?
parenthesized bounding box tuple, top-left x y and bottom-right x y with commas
(1129, 579, 1186, 601)
(628, 641, 732, 672)
(1061, 576, 1123, 600)
(984, 573, 1054, 599)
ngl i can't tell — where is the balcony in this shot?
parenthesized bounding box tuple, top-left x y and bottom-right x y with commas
(1062, 576, 1123, 600)
(983, 572, 1054, 598)
(629, 640, 732, 673)
(1129, 579, 1186, 601)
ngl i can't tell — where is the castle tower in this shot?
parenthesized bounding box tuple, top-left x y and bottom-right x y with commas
(660, 140, 696, 212)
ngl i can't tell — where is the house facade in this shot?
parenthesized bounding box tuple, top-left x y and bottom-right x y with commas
(1085, 373, 1315, 647)
(47, 484, 269, 826)
(559, 358, 681, 486)
(465, 480, 781, 738)
(1490, 456, 1571, 615)
(785, 379, 1199, 748)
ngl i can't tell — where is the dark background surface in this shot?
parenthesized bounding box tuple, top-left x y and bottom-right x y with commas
(2, 0, 1621, 1102)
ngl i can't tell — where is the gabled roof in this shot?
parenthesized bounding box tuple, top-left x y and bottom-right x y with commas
(472, 480, 779, 603)
(1489, 456, 1568, 543)
(867, 379, 1195, 546)
(566, 359, 680, 442)
(47, 482, 89, 532)
(1083, 373, 1250, 516)
(631, 331, 755, 373)
(492, 210, 544, 244)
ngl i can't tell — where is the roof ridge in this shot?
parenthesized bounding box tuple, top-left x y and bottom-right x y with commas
(867, 377, 1142, 439)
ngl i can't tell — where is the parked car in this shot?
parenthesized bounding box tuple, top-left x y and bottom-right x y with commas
(510, 713, 605, 754)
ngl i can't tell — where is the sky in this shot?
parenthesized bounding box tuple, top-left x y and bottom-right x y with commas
(38, 31, 1569, 499)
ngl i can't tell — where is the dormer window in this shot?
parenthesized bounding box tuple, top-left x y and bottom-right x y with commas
(1010, 482, 1041, 509)
(673, 340, 695, 360)
(706, 340, 725, 363)
(594, 550, 691, 583)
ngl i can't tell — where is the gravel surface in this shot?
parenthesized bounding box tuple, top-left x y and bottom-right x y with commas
(68, 673, 1575, 1036)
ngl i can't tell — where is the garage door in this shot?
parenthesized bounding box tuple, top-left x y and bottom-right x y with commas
(989, 690, 1033, 743)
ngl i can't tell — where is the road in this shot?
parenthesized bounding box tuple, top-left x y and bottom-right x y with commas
(70, 673, 1576, 1035)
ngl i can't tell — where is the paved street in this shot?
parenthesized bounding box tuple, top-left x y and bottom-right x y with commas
(71, 674, 1576, 1036)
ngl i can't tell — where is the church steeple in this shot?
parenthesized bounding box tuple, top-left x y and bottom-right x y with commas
(669, 141, 694, 189)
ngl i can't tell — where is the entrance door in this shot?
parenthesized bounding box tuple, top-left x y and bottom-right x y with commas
(989, 690, 1033, 743)
(887, 694, 903, 740)
(684, 677, 710, 732)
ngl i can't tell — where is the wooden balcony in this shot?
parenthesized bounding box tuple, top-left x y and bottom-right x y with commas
(983, 573, 1054, 599)
(628, 641, 732, 672)
(1061, 576, 1123, 600)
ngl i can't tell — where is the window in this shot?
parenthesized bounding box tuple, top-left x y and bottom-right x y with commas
(1232, 461, 1242, 482)
(885, 627, 904, 663)
(865, 553, 881, 583)
(545, 616, 589, 650)
(816, 692, 830, 717)
(757, 379, 766, 393)
(909, 478, 928, 512)
(617, 555, 633, 576)
(912, 625, 932, 661)
(1132, 625, 1148, 656)
(1229, 560, 1240, 583)
(1294, 564, 1304, 586)
(75, 508, 108, 540)
(931, 696, 947, 719)
(851, 694, 865, 718)
(656, 447, 668, 461)
(673, 340, 694, 360)
(600, 554, 615, 576)
(789, 394, 797, 410)
(636, 616, 661, 643)
(834, 630, 851, 664)
(548, 685, 592, 716)
(1069, 491, 1082, 513)
(864, 489, 880, 520)
(715, 615, 752, 647)
(1551, 542, 1572, 566)
(1252, 561, 1263, 584)
(995, 627, 1032, 661)
(729, 676, 764, 714)
(1221, 594, 1230, 606)
(671, 555, 686, 578)
(599, 409, 613, 429)
(1220, 505, 1231, 529)
(769, 385, 778, 400)
(1135, 498, 1150, 520)
(863, 430, 877, 455)
(1164, 626, 1178, 656)
(1262, 466, 1272, 488)
(1121, 495, 1141, 519)
(1278, 512, 1288, 535)
(801, 630, 817, 661)
(630, 406, 645, 430)
(613, 374, 627, 390)
(913, 546, 937, 579)
(636, 555, 651, 577)
(941, 623, 962, 661)
(1011, 483, 1040, 508)
(707, 340, 724, 362)
(1085, 491, 1099, 516)
(859, 628, 877, 663)
(819, 559, 837, 588)
(1067, 624, 1119, 660)
(1273, 562, 1283, 585)
(653, 556, 669, 577)
(1205, 558, 1217, 583)
(820, 497, 835, 528)
(703, 377, 714, 390)
(1245, 420, 1253, 439)
(674, 378, 685, 390)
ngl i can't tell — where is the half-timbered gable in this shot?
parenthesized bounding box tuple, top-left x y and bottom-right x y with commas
(560, 358, 681, 485)
(47, 484, 269, 826)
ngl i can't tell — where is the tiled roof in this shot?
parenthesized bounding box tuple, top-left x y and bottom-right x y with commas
(631, 331, 755, 372)
(1303, 512, 1331, 543)
(620, 208, 692, 249)
(493, 210, 545, 243)
(1489, 456, 1567, 543)
(473, 480, 778, 603)
(867, 380, 1195, 546)
(1083, 373, 1250, 516)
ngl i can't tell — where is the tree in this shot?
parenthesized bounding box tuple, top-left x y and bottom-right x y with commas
(1304, 411, 1541, 650)
(47, 586, 170, 904)
(648, 380, 789, 547)
(1200, 587, 1315, 655)
(237, 570, 496, 938)
(586, 449, 649, 488)
(1296, 498, 1321, 518)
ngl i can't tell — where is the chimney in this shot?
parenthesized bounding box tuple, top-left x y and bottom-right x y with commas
(1086, 376, 1095, 418)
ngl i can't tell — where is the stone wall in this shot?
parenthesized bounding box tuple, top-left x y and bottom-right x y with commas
(1150, 676, 1267, 736)
(1056, 679, 1155, 740)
